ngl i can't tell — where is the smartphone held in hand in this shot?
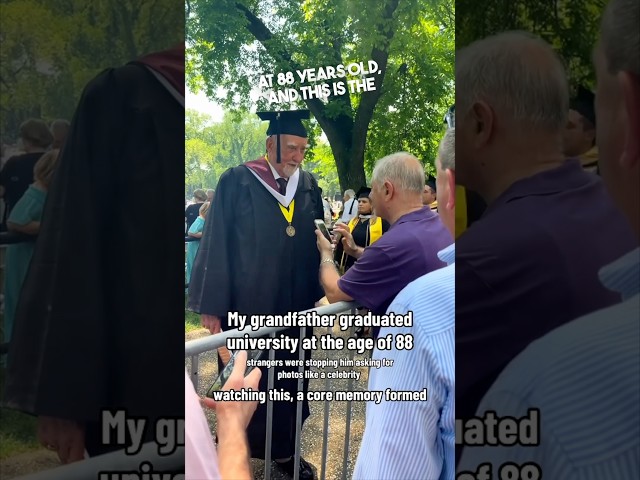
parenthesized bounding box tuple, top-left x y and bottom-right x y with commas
(314, 219, 332, 242)
(206, 349, 264, 397)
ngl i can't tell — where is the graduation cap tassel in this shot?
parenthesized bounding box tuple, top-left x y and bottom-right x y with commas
(276, 112, 281, 163)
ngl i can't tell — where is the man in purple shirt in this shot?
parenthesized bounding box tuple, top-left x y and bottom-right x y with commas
(455, 31, 636, 433)
(315, 152, 453, 322)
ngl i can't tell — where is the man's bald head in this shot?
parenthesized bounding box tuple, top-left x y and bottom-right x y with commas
(371, 152, 425, 194)
(457, 31, 569, 132)
(456, 31, 569, 203)
(370, 152, 426, 223)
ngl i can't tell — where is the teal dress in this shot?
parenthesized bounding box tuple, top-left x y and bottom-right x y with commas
(3, 185, 47, 341)
(186, 216, 205, 285)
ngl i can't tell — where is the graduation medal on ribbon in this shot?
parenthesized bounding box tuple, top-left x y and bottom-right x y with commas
(279, 200, 296, 237)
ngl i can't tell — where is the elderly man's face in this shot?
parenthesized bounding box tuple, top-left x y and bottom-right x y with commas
(369, 181, 384, 214)
(266, 134, 308, 178)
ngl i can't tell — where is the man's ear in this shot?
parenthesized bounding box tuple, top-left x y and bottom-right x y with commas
(471, 101, 494, 149)
(447, 169, 456, 210)
(384, 180, 394, 199)
(266, 136, 273, 151)
(619, 71, 640, 169)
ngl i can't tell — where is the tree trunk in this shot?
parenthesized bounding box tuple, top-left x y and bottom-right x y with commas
(330, 142, 367, 193)
(318, 110, 366, 192)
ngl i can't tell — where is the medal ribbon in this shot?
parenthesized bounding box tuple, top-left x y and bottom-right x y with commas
(279, 199, 295, 224)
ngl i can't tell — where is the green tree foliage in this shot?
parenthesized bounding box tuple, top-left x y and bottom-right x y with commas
(456, 0, 604, 91)
(302, 142, 342, 197)
(0, 0, 183, 141)
(186, 0, 454, 190)
(185, 109, 267, 194)
(366, 3, 454, 176)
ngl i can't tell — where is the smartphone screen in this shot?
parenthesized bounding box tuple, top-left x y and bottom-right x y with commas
(314, 219, 331, 242)
(206, 349, 264, 397)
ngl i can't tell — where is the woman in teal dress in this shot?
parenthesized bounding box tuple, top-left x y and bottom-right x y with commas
(186, 201, 210, 287)
(4, 149, 59, 341)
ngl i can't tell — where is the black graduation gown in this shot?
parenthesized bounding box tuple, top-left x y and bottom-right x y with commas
(4, 60, 185, 454)
(185, 202, 203, 233)
(188, 165, 324, 459)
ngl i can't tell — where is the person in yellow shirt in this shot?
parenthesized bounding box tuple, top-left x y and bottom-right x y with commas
(334, 186, 390, 273)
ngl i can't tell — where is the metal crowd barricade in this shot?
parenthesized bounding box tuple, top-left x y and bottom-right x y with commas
(185, 301, 357, 480)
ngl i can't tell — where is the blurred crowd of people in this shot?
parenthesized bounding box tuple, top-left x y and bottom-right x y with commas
(0, 118, 68, 345)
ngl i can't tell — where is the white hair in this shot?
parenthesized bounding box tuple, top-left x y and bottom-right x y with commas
(601, 0, 639, 76)
(371, 152, 424, 194)
(438, 128, 455, 171)
(456, 31, 569, 132)
(344, 189, 355, 198)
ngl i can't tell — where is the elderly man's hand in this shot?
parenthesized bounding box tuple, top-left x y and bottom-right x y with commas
(201, 314, 221, 334)
(315, 229, 334, 258)
(37, 416, 85, 464)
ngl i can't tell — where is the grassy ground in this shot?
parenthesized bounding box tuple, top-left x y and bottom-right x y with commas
(1, 309, 41, 460)
(0, 368, 41, 460)
(0, 409, 40, 460)
(185, 310, 201, 333)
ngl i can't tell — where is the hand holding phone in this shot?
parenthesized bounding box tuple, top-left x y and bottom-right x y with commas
(201, 351, 262, 431)
(206, 349, 264, 397)
(314, 219, 332, 242)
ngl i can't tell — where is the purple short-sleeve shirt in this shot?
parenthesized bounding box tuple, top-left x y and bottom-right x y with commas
(338, 206, 453, 315)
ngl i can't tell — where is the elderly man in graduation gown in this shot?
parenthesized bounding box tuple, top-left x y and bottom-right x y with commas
(3, 45, 185, 465)
(188, 109, 323, 480)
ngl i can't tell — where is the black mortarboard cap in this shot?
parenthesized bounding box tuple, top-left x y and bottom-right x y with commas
(570, 86, 596, 128)
(356, 186, 371, 199)
(257, 110, 310, 163)
(426, 176, 436, 192)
